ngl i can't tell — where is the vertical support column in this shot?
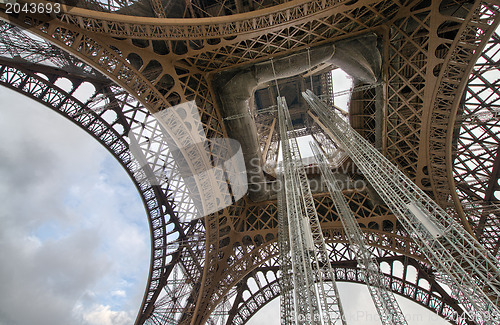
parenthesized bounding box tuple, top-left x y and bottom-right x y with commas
(278, 173, 295, 325)
(303, 89, 500, 324)
(278, 96, 346, 325)
(311, 142, 407, 325)
(279, 97, 321, 324)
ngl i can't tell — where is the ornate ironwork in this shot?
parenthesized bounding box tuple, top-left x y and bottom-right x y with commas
(0, 0, 499, 323)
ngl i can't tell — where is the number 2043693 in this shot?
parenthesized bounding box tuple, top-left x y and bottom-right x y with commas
(5, 2, 61, 14)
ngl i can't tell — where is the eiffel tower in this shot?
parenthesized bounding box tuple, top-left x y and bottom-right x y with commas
(0, 0, 499, 323)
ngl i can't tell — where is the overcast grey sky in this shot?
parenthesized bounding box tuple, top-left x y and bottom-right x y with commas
(0, 85, 449, 325)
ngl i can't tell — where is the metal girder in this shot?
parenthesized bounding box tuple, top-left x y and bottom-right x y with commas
(277, 174, 294, 325)
(311, 142, 407, 325)
(47, 0, 391, 40)
(278, 95, 345, 324)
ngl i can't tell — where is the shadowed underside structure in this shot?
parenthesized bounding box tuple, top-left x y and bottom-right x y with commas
(0, 0, 499, 323)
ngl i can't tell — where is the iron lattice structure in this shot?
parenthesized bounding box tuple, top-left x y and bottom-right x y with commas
(0, 0, 499, 324)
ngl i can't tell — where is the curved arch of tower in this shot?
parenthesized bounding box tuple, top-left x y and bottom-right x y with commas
(0, 0, 499, 324)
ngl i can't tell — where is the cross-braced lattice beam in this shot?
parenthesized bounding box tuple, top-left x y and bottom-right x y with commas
(311, 142, 407, 325)
(278, 96, 346, 324)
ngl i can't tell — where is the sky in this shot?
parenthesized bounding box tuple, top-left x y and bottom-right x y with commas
(0, 83, 449, 325)
(0, 86, 149, 325)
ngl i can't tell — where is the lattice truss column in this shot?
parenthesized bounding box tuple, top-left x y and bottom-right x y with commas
(311, 142, 407, 325)
(304, 89, 500, 324)
(382, 0, 500, 234)
(278, 96, 346, 324)
(277, 175, 295, 325)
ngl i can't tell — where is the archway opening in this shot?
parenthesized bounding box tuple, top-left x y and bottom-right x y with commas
(247, 282, 450, 325)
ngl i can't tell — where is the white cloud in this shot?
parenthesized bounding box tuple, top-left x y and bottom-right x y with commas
(112, 290, 127, 298)
(79, 304, 134, 325)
